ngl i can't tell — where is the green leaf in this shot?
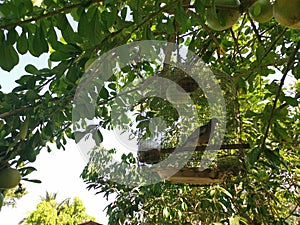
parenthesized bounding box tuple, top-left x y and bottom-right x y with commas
(121, 7, 127, 20)
(132, 9, 142, 24)
(0, 30, 4, 41)
(229, 216, 240, 225)
(26, 89, 40, 103)
(181, 202, 188, 210)
(50, 50, 73, 61)
(22, 178, 42, 183)
(55, 14, 76, 43)
(74, 131, 87, 143)
(175, 3, 188, 25)
(18, 166, 37, 176)
(90, 9, 105, 44)
(7, 29, 19, 45)
(265, 81, 278, 94)
(17, 31, 28, 54)
(194, 0, 205, 15)
(255, 45, 264, 62)
(78, 12, 90, 38)
(47, 26, 60, 49)
(92, 130, 103, 145)
(15, 75, 36, 88)
(99, 87, 109, 99)
(102, 10, 117, 29)
(66, 65, 80, 84)
(25, 64, 38, 74)
(165, 20, 175, 34)
(211, 0, 217, 19)
(43, 122, 54, 137)
(283, 96, 298, 107)
(263, 148, 283, 167)
(293, 63, 300, 79)
(218, 186, 232, 198)
(30, 25, 49, 57)
(273, 122, 292, 142)
(246, 147, 261, 166)
(218, 13, 227, 27)
(0, 41, 19, 71)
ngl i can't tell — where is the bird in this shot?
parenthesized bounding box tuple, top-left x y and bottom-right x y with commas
(181, 118, 219, 148)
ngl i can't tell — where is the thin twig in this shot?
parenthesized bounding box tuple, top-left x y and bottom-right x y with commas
(248, 13, 262, 43)
(283, 203, 300, 221)
(202, 23, 221, 62)
(230, 28, 243, 62)
(261, 28, 288, 61)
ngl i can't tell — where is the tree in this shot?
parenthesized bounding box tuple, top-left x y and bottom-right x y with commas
(0, 0, 299, 224)
(19, 192, 95, 225)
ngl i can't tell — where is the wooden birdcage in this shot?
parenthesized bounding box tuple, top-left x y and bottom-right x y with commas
(136, 67, 249, 185)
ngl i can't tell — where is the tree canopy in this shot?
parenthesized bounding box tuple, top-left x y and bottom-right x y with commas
(19, 192, 95, 225)
(0, 0, 299, 224)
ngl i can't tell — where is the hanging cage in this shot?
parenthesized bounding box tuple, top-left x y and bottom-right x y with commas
(135, 67, 250, 185)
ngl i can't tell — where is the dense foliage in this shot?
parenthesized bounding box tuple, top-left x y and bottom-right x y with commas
(19, 192, 95, 225)
(0, 0, 299, 224)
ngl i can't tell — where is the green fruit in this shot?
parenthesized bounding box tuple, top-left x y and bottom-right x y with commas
(273, 0, 300, 29)
(206, 0, 241, 31)
(249, 0, 273, 23)
(0, 168, 21, 189)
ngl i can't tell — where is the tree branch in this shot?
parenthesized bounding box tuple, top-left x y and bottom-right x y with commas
(0, 104, 37, 119)
(230, 28, 244, 62)
(0, 96, 73, 119)
(261, 41, 300, 150)
(0, 0, 104, 30)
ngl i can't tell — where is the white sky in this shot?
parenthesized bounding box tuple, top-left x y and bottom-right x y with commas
(0, 141, 111, 225)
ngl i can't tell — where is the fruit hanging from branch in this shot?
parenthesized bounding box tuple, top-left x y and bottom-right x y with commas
(248, 0, 273, 23)
(273, 0, 300, 29)
(0, 167, 21, 189)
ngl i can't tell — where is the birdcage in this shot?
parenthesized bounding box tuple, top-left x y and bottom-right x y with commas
(135, 67, 250, 185)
